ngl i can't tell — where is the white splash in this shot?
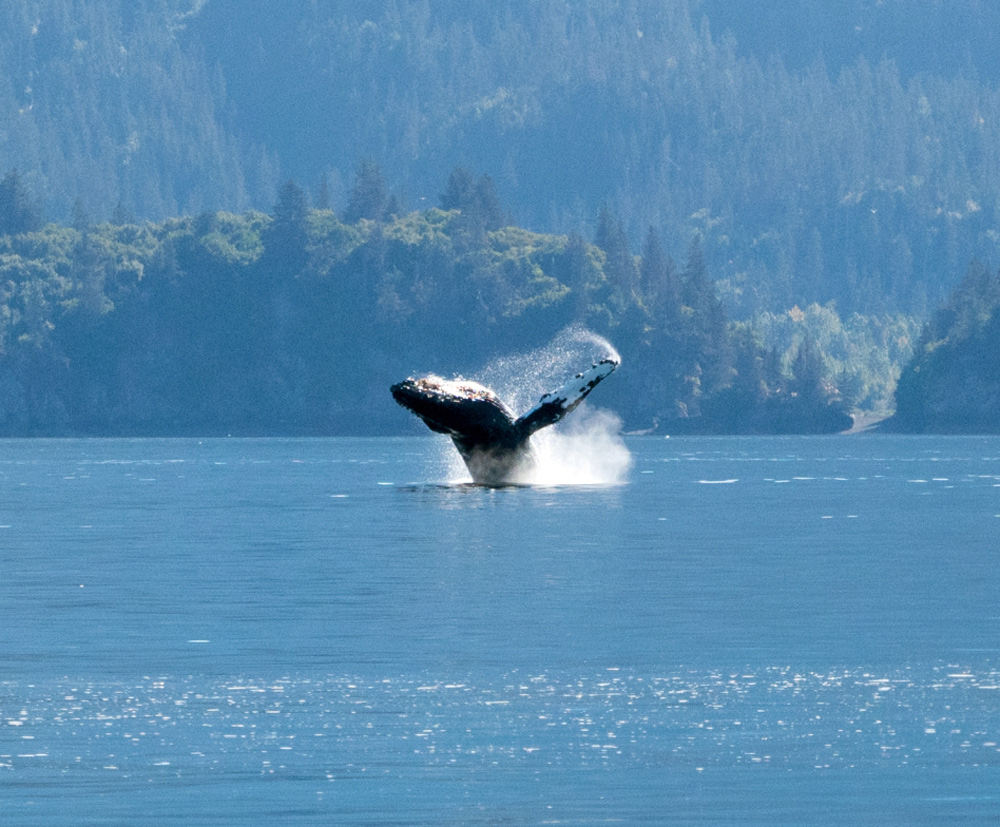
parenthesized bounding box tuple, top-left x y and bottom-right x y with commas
(444, 326, 631, 486)
(525, 406, 632, 486)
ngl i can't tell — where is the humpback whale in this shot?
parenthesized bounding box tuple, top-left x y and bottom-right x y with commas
(391, 358, 618, 485)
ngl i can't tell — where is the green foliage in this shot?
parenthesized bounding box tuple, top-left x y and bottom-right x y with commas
(178, 0, 1000, 315)
(749, 303, 921, 415)
(195, 211, 267, 267)
(0, 173, 921, 436)
(892, 261, 1000, 432)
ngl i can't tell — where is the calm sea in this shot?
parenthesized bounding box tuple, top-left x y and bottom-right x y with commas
(1, 435, 998, 825)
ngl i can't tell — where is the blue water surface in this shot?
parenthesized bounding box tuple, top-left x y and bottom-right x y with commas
(1, 435, 998, 824)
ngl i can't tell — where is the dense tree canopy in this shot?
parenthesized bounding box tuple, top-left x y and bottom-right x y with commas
(6, 1, 996, 434)
(891, 261, 1000, 432)
(0, 171, 882, 436)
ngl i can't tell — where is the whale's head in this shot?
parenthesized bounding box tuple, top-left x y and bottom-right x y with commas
(390, 376, 519, 443)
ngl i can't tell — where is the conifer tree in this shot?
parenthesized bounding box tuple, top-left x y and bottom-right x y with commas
(0, 171, 43, 236)
(594, 206, 634, 288)
(343, 159, 388, 224)
(560, 231, 599, 323)
(640, 226, 679, 319)
(316, 173, 331, 210)
(440, 167, 476, 211)
(441, 167, 506, 238)
(473, 174, 505, 231)
(681, 235, 733, 398)
(71, 199, 92, 233)
(261, 179, 310, 277)
(789, 336, 826, 406)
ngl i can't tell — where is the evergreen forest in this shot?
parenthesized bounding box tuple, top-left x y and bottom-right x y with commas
(1, 0, 999, 433)
(892, 260, 1000, 432)
(0, 167, 920, 435)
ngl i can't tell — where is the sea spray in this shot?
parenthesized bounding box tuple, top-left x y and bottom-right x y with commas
(526, 406, 632, 486)
(446, 326, 631, 486)
(477, 325, 622, 415)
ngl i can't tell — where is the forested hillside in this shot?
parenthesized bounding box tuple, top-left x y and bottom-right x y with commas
(891, 261, 1000, 432)
(188, 0, 1000, 316)
(0, 0, 270, 220)
(0, 166, 918, 436)
(3, 0, 1000, 318)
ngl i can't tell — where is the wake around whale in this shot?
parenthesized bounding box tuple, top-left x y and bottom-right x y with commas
(391, 358, 619, 485)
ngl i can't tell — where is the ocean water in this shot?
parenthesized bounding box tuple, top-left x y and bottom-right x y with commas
(1, 434, 998, 824)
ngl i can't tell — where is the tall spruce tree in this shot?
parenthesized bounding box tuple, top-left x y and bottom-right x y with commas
(594, 205, 636, 295)
(0, 171, 43, 236)
(681, 235, 733, 401)
(343, 159, 388, 224)
(441, 167, 506, 239)
(261, 179, 310, 278)
(440, 167, 477, 211)
(640, 226, 679, 320)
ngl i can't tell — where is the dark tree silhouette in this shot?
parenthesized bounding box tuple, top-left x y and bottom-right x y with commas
(0, 171, 43, 236)
(343, 159, 388, 224)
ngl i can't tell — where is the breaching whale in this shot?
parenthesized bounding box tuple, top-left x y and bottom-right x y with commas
(390, 358, 618, 485)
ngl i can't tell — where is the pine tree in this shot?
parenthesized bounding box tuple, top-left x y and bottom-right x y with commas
(473, 174, 505, 231)
(681, 235, 733, 398)
(440, 167, 476, 211)
(441, 167, 506, 238)
(594, 207, 632, 280)
(560, 231, 600, 323)
(272, 179, 309, 227)
(343, 159, 388, 224)
(316, 173, 331, 210)
(789, 336, 826, 406)
(640, 226, 679, 319)
(0, 171, 43, 236)
(71, 199, 92, 233)
(261, 179, 310, 277)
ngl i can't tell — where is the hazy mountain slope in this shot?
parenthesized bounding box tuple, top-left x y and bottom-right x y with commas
(0, 0, 271, 221)
(3, 0, 1000, 317)
(183, 0, 1000, 314)
(703, 0, 1000, 82)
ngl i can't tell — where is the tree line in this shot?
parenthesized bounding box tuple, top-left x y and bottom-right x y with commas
(0, 165, 925, 436)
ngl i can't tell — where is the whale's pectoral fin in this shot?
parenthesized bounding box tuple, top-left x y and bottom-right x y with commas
(514, 358, 618, 439)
